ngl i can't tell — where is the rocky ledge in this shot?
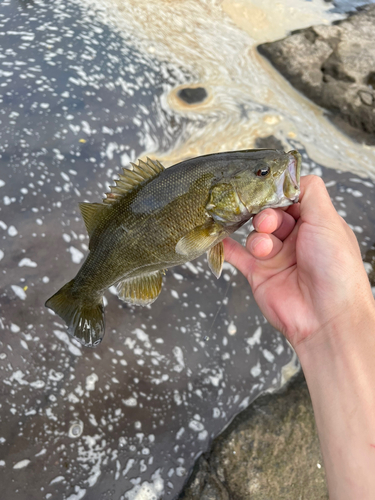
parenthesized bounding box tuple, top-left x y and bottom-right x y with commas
(258, 5, 375, 142)
(179, 372, 328, 500)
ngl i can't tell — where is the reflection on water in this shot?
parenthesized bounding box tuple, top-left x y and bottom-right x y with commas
(0, 0, 374, 499)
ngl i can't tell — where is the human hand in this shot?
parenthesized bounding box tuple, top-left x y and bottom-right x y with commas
(223, 175, 375, 349)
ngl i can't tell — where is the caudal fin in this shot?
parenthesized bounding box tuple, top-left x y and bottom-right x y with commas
(45, 280, 105, 347)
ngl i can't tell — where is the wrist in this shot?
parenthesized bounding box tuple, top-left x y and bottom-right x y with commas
(295, 298, 375, 369)
(295, 300, 375, 500)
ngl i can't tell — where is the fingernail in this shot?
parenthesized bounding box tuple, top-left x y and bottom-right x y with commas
(250, 236, 265, 252)
(250, 236, 272, 257)
(255, 213, 269, 231)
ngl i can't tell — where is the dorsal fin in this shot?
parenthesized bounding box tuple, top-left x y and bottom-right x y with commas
(79, 202, 106, 237)
(103, 157, 165, 205)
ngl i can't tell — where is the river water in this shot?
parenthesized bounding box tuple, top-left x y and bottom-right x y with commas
(0, 1, 374, 499)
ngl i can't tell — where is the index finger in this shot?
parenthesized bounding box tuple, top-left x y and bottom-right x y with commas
(253, 208, 296, 241)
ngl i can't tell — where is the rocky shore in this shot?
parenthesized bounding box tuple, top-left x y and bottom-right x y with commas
(179, 372, 328, 500)
(258, 4, 375, 143)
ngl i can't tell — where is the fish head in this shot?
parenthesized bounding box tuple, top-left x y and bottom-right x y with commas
(232, 149, 301, 216)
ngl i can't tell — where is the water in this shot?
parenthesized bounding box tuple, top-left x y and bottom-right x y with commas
(78, 0, 375, 177)
(0, 1, 374, 499)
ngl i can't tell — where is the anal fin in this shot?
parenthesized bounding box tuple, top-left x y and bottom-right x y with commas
(207, 241, 224, 279)
(116, 271, 164, 306)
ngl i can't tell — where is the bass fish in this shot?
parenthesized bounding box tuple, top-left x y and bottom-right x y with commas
(46, 149, 301, 347)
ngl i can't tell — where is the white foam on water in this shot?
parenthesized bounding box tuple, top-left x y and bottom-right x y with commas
(53, 330, 82, 356)
(10, 323, 20, 333)
(86, 373, 99, 391)
(11, 285, 26, 300)
(172, 346, 185, 372)
(18, 258, 37, 267)
(69, 246, 84, 264)
(7, 225, 18, 236)
(49, 475, 65, 485)
(251, 362, 262, 378)
(125, 469, 164, 500)
(227, 321, 237, 335)
(263, 349, 275, 363)
(246, 326, 262, 347)
(122, 397, 137, 407)
(66, 486, 87, 500)
(13, 459, 30, 469)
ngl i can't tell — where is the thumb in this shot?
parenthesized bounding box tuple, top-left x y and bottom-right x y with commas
(299, 176, 338, 228)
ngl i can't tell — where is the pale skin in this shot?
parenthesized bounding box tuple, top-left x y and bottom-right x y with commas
(223, 175, 375, 499)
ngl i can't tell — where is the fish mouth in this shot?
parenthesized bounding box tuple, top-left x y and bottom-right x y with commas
(284, 150, 301, 202)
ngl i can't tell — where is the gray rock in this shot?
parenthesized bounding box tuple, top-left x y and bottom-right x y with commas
(258, 5, 375, 140)
(364, 244, 375, 286)
(179, 372, 328, 500)
(255, 135, 285, 150)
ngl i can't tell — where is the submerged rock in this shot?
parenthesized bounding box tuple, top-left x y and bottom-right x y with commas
(179, 372, 328, 500)
(177, 87, 208, 104)
(258, 5, 375, 141)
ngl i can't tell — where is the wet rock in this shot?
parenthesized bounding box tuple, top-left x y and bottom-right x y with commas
(177, 86, 208, 104)
(255, 135, 284, 150)
(364, 244, 375, 286)
(258, 5, 375, 140)
(179, 372, 328, 500)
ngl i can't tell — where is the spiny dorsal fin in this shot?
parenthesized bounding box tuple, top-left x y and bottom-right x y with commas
(103, 157, 165, 205)
(79, 202, 106, 237)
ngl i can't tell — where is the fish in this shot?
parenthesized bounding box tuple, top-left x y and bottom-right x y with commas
(45, 149, 301, 347)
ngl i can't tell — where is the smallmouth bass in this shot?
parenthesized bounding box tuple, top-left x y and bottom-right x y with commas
(46, 149, 301, 347)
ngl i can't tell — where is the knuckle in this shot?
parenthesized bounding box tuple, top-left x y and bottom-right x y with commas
(308, 175, 325, 189)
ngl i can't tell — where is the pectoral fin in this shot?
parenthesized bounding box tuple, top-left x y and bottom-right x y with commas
(175, 220, 223, 256)
(207, 241, 224, 279)
(116, 271, 164, 306)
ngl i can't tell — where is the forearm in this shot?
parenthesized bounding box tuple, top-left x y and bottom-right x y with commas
(296, 301, 375, 500)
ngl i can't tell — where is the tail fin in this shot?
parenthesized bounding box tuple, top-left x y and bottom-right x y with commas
(45, 280, 105, 347)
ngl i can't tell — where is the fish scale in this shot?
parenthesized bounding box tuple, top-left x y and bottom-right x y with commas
(45, 149, 301, 347)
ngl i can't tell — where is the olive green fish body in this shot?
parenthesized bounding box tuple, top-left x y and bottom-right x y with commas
(46, 149, 301, 347)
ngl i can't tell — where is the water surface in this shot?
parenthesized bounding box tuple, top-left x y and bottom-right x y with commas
(1, 1, 374, 499)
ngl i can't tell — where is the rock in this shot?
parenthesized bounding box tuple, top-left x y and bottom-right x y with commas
(179, 372, 328, 500)
(258, 5, 375, 140)
(255, 135, 284, 150)
(364, 243, 375, 286)
(177, 87, 208, 104)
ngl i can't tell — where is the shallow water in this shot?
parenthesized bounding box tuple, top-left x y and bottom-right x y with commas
(77, 0, 375, 177)
(0, 1, 374, 499)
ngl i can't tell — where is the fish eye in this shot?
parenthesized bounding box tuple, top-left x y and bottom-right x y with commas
(256, 166, 270, 177)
